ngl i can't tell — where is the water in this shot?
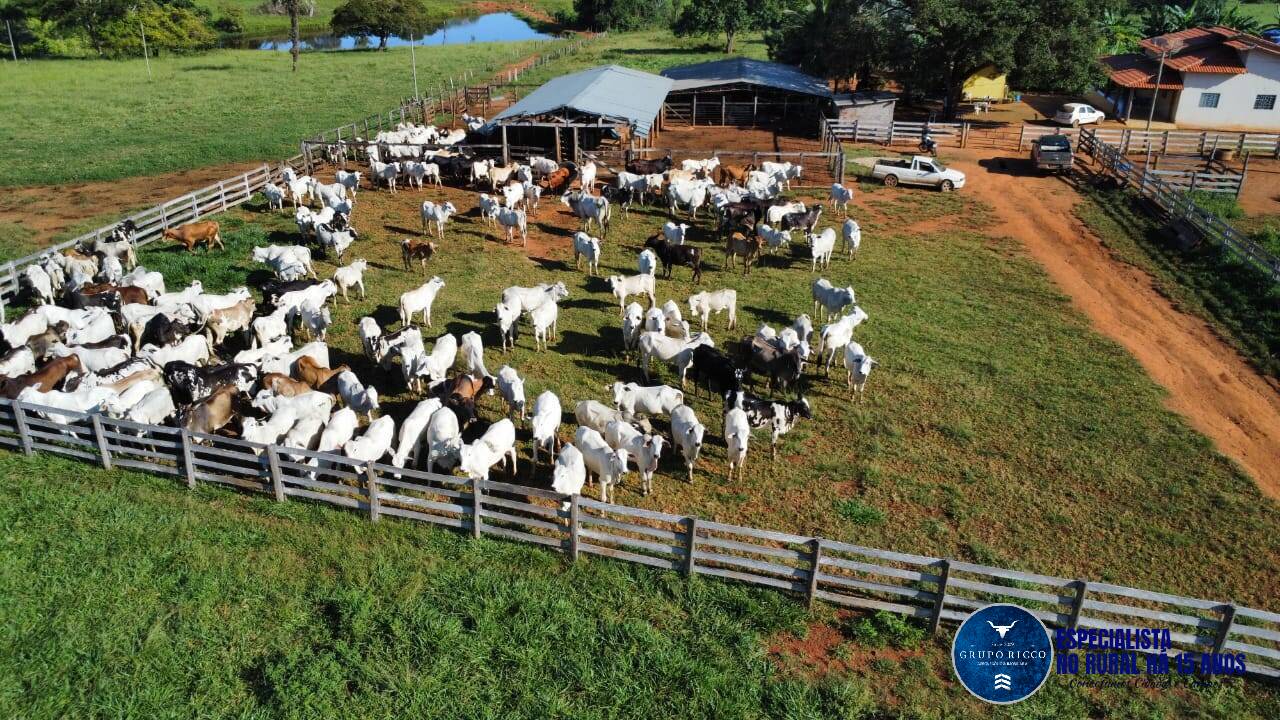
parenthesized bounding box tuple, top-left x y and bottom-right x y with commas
(230, 13, 552, 51)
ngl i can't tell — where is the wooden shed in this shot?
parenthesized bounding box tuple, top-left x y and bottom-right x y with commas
(831, 91, 898, 126)
(659, 58, 833, 131)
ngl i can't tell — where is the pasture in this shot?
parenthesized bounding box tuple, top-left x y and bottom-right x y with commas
(96, 160, 1280, 613)
(4, 453, 1278, 719)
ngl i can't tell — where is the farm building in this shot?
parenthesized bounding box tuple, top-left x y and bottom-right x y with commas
(962, 64, 1009, 101)
(659, 57, 833, 130)
(831, 91, 898, 126)
(487, 65, 673, 161)
(1100, 26, 1280, 130)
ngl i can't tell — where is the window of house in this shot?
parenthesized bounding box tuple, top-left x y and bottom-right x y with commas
(1199, 93, 1220, 109)
(1256, 95, 1278, 110)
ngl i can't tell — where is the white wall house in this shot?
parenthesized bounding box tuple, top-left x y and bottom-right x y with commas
(1101, 26, 1280, 132)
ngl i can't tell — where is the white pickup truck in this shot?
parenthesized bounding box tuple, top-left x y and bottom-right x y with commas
(871, 156, 967, 191)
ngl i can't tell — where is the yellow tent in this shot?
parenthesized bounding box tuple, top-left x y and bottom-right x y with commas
(963, 64, 1008, 101)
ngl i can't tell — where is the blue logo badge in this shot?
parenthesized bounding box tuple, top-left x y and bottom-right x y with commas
(951, 604, 1054, 704)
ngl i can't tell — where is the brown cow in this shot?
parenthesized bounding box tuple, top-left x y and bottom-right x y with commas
(294, 355, 349, 391)
(724, 232, 763, 275)
(260, 372, 312, 397)
(178, 384, 240, 437)
(401, 238, 437, 272)
(163, 221, 224, 252)
(716, 163, 756, 186)
(0, 354, 82, 399)
(429, 374, 494, 403)
(540, 167, 577, 194)
(204, 297, 256, 346)
(79, 283, 149, 306)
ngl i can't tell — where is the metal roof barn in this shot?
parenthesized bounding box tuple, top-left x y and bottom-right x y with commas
(490, 65, 673, 137)
(657, 58, 833, 131)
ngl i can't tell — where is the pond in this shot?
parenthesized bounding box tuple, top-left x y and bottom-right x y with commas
(227, 13, 553, 51)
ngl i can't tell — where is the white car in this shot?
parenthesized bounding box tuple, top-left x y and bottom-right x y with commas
(870, 155, 967, 191)
(1053, 103, 1105, 126)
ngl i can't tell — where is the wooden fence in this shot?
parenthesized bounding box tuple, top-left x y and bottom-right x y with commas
(2, 395, 1277, 680)
(1079, 127, 1280, 283)
(821, 119, 968, 150)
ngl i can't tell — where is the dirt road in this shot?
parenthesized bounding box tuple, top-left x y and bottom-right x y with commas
(949, 149, 1280, 499)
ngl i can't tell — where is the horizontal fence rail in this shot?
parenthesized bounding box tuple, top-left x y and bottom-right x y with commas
(1079, 127, 1280, 283)
(0, 395, 1276, 680)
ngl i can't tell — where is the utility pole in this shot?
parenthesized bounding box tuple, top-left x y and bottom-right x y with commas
(5, 20, 17, 61)
(410, 33, 419, 100)
(1144, 37, 1179, 168)
(139, 10, 152, 81)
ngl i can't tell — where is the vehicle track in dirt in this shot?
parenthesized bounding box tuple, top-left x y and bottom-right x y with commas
(949, 148, 1280, 499)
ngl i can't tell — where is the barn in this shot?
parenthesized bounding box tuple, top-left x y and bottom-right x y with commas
(486, 65, 673, 162)
(658, 57, 833, 131)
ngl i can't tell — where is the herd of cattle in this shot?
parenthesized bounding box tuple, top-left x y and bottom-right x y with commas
(0, 120, 879, 505)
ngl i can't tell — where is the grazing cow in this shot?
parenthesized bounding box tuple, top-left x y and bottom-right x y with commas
(724, 232, 763, 274)
(605, 419, 665, 496)
(560, 192, 610, 234)
(572, 232, 602, 275)
(163, 221, 223, 252)
(606, 274, 656, 315)
(637, 249, 657, 277)
(670, 404, 706, 482)
(495, 365, 525, 420)
(332, 259, 368, 301)
(551, 444, 585, 509)
(843, 341, 878, 400)
(830, 183, 854, 215)
(529, 299, 559, 352)
(611, 382, 683, 421)
(458, 418, 519, 481)
(389, 397, 443, 470)
(242, 405, 301, 447)
(625, 154, 672, 175)
(643, 236, 702, 283)
(408, 333, 457, 390)
(574, 399, 653, 437)
(687, 345, 744, 399)
(530, 390, 561, 464)
(811, 278, 856, 321)
(310, 406, 357, 470)
(688, 289, 737, 330)
(495, 301, 520, 352)
(781, 206, 823, 234)
(253, 245, 317, 281)
(638, 331, 713, 385)
(574, 426, 628, 503)
(460, 331, 490, 378)
(344, 416, 396, 466)
(495, 207, 528, 246)
(842, 219, 861, 258)
(666, 179, 712, 219)
(818, 306, 869, 374)
(420, 201, 458, 238)
(399, 276, 445, 328)
(724, 406, 750, 480)
(809, 228, 837, 271)
(401, 239, 437, 273)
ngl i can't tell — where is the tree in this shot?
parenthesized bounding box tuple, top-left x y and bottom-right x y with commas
(766, 0, 901, 90)
(672, 0, 796, 54)
(330, 0, 434, 50)
(575, 0, 673, 31)
(1010, 0, 1106, 93)
(1097, 6, 1143, 54)
(285, 0, 300, 70)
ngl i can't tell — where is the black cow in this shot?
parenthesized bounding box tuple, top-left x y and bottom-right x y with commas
(643, 235, 703, 283)
(781, 206, 823, 234)
(734, 336, 805, 397)
(262, 278, 319, 308)
(688, 345, 743, 399)
(140, 314, 196, 350)
(724, 391, 812, 459)
(625, 154, 672, 175)
(60, 290, 120, 312)
(163, 361, 258, 405)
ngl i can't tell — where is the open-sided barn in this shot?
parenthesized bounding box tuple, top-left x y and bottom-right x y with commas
(487, 65, 673, 161)
(659, 58, 833, 131)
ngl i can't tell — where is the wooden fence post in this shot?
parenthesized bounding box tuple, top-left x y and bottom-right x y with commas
(471, 476, 483, 538)
(961, 123, 969, 148)
(1068, 580, 1089, 630)
(1018, 124, 1026, 152)
(12, 400, 32, 455)
(218, 182, 227, 211)
(806, 538, 823, 608)
(1239, 151, 1250, 199)
(683, 517, 698, 575)
(837, 150, 845, 184)
(568, 493, 581, 561)
(1213, 605, 1237, 653)
(266, 445, 285, 502)
(91, 414, 111, 470)
(365, 464, 381, 522)
(180, 429, 196, 489)
(929, 559, 951, 634)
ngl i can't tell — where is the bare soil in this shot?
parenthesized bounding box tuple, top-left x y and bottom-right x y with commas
(947, 147, 1280, 499)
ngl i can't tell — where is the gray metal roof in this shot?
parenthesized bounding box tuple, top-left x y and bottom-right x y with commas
(661, 58, 832, 98)
(490, 65, 673, 137)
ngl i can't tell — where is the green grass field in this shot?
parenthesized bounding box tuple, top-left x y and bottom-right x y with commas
(78, 174, 1279, 616)
(3, 453, 1278, 718)
(0, 40, 553, 187)
(1239, 1, 1280, 25)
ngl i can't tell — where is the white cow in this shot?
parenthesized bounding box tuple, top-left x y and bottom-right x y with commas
(424, 406, 462, 473)
(458, 418, 518, 481)
(478, 193, 501, 227)
(344, 416, 396, 466)
(766, 201, 806, 226)
(420, 201, 458, 239)
(460, 331, 489, 378)
(530, 390, 561, 464)
(334, 370, 379, 421)
(606, 274, 655, 315)
(811, 278, 856, 321)
(332, 259, 368, 302)
(551, 443, 586, 510)
(688, 289, 737, 330)
(604, 419, 666, 497)
(400, 276, 445, 328)
(818, 306, 870, 373)
(843, 341, 878, 400)
(573, 232, 602, 275)
(529, 298, 558, 351)
(830, 183, 854, 215)
(610, 382, 683, 420)
(809, 227, 837, 270)
(495, 207, 528, 245)
(574, 425, 628, 503)
(622, 302, 645, 353)
(669, 404, 705, 482)
(724, 407, 750, 481)
(842, 219, 861, 258)
(757, 224, 791, 254)
(638, 331, 713, 385)
(389, 397, 443, 470)
(637, 249, 657, 276)
(496, 301, 520, 352)
(662, 221, 689, 245)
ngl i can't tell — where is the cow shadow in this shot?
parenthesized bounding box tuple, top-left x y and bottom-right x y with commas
(383, 224, 422, 236)
(443, 318, 485, 338)
(744, 305, 793, 325)
(531, 257, 571, 273)
(582, 275, 613, 294)
(561, 296, 611, 311)
(266, 229, 297, 244)
(573, 357, 639, 382)
(556, 329, 608, 357)
(369, 305, 401, 328)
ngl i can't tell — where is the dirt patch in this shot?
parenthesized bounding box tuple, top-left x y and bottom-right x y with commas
(0, 161, 264, 246)
(949, 147, 1280, 499)
(1236, 156, 1280, 219)
(469, 1, 560, 26)
(767, 617, 925, 679)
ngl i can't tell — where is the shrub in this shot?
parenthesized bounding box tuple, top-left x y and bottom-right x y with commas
(212, 4, 245, 33)
(98, 3, 216, 57)
(846, 611, 927, 650)
(834, 498, 885, 526)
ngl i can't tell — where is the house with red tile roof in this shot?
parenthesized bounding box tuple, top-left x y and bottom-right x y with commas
(1100, 26, 1280, 130)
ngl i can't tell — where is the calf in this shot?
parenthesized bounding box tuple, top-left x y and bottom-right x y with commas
(843, 341, 878, 400)
(605, 419, 665, 497)
(332, 259, 369, 301)
(669, 404, 705, 483)
(401, 239, 437, 273)
(726, 392, 812, 460)
(420, 201, 457, 239)
(204, 297, 256, 347)
(829, 183, 854, 216)
(842, 219, 861, 258)
(163, 221, 224, 252)
(606, 274, 656, 315)
(818, 306, 870, 374)
(643, 235, 702, 282)
(724, 232, 762, 274)
(688, 289, 737, 330)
